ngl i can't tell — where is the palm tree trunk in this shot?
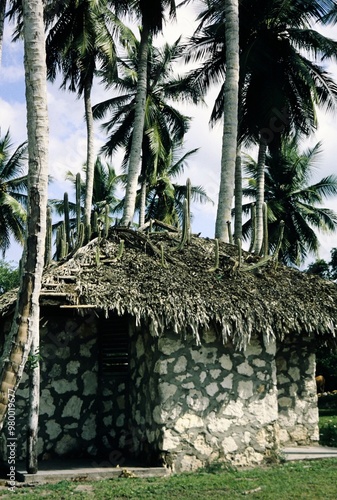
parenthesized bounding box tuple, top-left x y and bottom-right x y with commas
(120, 24, 149, 226)
(215, 0, 239, 242)
(26, 332, 39, 474)
(139, 178, 147, 227)
(0, 0, 5, 68)
(0, 0, 49, 449)
(234, 146, 242, 243)
(84, 79, 95, 236)
(253, 137, 267, 254)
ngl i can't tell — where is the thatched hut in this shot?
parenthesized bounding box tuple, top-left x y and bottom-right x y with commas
(0, 228, 336, 471)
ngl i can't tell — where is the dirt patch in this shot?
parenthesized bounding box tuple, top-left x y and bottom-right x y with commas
(74, 484, 94, 493)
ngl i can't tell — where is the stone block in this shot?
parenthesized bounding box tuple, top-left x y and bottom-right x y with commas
(62, 395, 83, 418)
(206, 382, 219, 397)
(218, 354, 233, 371)
(237, 362, 254, 377)
(174, 414, 204, 433)
(55, 435, 79, 456)
(173, 356, 188, 373)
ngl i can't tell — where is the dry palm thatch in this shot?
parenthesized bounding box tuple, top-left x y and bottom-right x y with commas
(0, 228, 336, 349)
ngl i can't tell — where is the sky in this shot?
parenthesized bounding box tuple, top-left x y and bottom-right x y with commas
(1, 3, 337, 267)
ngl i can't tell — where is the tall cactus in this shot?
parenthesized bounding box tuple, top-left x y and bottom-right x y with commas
(186, 178, 191, 244)
(226, 220, 233, 244)
(104, 203, 109, 238)
(74, 172, 91, 246)
(56, 221, 67, 260)
(93, 211, 98, 235)
(249, 203, 256, 253)
(76, 172, 81, 235)
(70, 222, 85, 256)
(173, 179, 192, 251)
(64, 192, 71, 251)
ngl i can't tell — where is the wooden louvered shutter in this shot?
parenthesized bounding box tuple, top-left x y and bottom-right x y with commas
(100, 315, 129, 376)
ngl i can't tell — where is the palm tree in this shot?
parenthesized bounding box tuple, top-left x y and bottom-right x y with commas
(116, 145, 212, 227)
(0, 259, 20, 294)
(239, 0, 337, 253)
(0, 129, 27, 256)
(186, 0, 337, 248)
(45, 0, 118, 235)
(110, 0, 178, 226)
(214, 0, 239, 243)
(0, 0, 6, 67)
(93, 33, 201, 225)
(242, 137, 337, 265)
(0, 0, 49, 477)
(50, 156, 122, 235)
(144, 148, 212, 227)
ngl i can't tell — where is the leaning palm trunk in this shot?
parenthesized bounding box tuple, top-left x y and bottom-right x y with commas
(0, 0, 6, 68)
(83, 79, 95, 238)
(120, 24, 150, 226)
(234, 146, 242, 243)
(253, 137, 267, 254)
(0, 0, 49, 461)
(215, 0, 239, 242)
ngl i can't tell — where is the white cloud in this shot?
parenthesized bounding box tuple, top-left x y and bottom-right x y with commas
(0, 97, 27, 141)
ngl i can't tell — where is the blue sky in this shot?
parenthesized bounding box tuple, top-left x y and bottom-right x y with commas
(1, 4, 337, 266)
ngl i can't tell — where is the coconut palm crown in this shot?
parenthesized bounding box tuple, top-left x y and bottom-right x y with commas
(242, 137, 337, 265)
(0, 129, 27, 257)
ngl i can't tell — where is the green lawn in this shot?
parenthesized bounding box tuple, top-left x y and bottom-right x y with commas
(319, 395, 337, 447)
(1, 459, 337, 499)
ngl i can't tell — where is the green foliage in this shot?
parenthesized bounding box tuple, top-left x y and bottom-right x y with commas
(319, 404, 337, 447)
(242, 139, 337, 265)
(305, 247, 337, 280)
(50, 157, 121, 234)
(0, 129, 28, 256)
(316, 345, 337, 378)
(306, 259, 331, 279)
(26, 347, 42, 371)
(0, 260, 20, 294)
(315, 344, 337, 394)
(320, 421, 337, 448)
(93, 34, 207, 227)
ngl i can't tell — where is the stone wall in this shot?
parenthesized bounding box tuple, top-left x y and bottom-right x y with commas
(128, 323, 162, 464)
(1, 309, 128, 462)
(0, 310, 320, 470)
(129, 327, 280, 471)
(276, 336, 319, 445)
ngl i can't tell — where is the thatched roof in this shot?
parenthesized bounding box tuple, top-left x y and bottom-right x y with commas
(1, 228, 337, 347)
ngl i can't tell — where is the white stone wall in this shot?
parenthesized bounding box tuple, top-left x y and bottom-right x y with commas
(129, 327, 280, 471)
(276, 337, 319, 445)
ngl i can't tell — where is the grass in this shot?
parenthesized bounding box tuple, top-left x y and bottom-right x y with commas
(1, 459, 337, 499)
(318, 394, 337, 447)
